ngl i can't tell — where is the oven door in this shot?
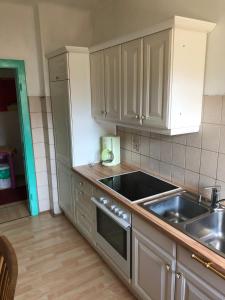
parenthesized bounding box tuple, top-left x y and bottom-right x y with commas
(91, 198, 131, 278)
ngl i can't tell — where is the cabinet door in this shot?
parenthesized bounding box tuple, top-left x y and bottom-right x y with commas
(104, 45, 121, 121)
(56, 161, 74, 222)
(50, 80, 72, 166)
(132, 228, 175, 300)
(121, 39, 142, 125)
(175, 246, 225, 300)
(142, 29, 171, 128)
(175, 264, 225, 300)
(49, 54, 69, 82)
(90, 51, 105, 119)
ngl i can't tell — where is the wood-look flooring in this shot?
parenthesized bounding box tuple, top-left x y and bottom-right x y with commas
(0, 213, 135, 300)
(0, 201, 29, 224)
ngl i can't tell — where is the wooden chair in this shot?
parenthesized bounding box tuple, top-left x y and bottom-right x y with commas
(0, 236, 18, 300)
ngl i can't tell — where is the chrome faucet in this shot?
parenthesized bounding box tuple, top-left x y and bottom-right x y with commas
(199, 185, 222, 209)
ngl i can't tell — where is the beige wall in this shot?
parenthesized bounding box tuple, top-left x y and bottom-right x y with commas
(0, 2, 42, 96)
(91, 0, 225, 95)
(0, 0, 94, 212)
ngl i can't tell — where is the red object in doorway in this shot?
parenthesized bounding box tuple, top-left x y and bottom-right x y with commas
(0, 186, 27, 206)
(0, 78, 17, 111)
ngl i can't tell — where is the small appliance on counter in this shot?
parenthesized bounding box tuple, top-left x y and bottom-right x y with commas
(100, 136, 120, 166)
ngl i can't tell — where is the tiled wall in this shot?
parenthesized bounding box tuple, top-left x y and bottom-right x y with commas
(29, 96, 59, 213)
(41, 96, 60, 214)
(118, 95, 225, 199)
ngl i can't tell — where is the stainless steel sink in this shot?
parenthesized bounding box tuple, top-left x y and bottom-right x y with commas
(185, 211, 225, 254)
(140, 193, 209, 224)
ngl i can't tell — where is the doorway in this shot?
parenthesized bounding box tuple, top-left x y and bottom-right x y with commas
(0, 59, 39, 222)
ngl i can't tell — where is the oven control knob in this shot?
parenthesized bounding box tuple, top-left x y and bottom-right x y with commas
(117, 210, 124, 217)
(114, 207, 119, 214)
(110, 205, 116, 211)
(122, 213, 128, 220)
(102, 199, 108, 205)
(99, 197, 105, 203)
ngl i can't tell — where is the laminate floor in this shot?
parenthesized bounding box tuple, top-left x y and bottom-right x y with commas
(0, 213, 136, 300)
(0, 201, 29, 224)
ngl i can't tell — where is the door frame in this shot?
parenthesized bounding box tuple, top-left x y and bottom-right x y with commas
(0, 59, 39, 216)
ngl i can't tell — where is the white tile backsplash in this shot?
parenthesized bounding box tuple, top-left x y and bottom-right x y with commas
(172, 144, 186, 168)
(159, 162, 172, 181)
(119, 95, 225, 196)
(172, 166, 185, 185)
(140, 136, 150, 156)
(150, 139, 161, 160)
(200, 150, 218, 178)
(202, 95, 222, 124)
(217, 153, 225, 181)
(202, 124, 220, 152)
(160, 141, 172, 163)
(185, 146, 201, 173)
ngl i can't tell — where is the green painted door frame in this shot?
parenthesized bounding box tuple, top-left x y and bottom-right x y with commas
(0, 59, 39, 216)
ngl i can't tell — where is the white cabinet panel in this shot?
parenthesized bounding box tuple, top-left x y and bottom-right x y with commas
(132, 228, 175, 300)
(50, 80, 72, 166)
(121, 39, 142, 125)
(90, 51, 105, 119)
(49, 54, 69, 82)
(175, 246, 225, 300)
(104, 45, 121, 121)
(142, 29, 171, 128)
(56, 161, 74, 222)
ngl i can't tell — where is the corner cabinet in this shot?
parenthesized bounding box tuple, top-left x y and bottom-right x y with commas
(90, 16, 216, 135)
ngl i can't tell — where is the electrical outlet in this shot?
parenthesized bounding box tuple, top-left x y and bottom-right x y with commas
(132, 135, 140, 153)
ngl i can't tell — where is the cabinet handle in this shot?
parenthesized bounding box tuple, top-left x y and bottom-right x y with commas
(79, 182, 84, 186)
(165, 264, 171, 272)
(101, 110, 105, 114)
(55, 76, 59, 80)
(176, 272, 182, 279)
(141, 115, 146, 120)
(191, 254, 225, 280)
(135, 115, 139, 119)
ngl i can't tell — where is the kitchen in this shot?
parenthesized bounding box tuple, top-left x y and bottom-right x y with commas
(1, 1, 225, 299)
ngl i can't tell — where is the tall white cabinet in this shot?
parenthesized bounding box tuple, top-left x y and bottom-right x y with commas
(48, 47, 109, 220)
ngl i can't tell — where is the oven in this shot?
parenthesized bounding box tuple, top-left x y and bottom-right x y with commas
(91, 196, 131, 279)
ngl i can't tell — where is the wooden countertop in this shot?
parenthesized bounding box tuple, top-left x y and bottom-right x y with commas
(73, 163, 225, 275)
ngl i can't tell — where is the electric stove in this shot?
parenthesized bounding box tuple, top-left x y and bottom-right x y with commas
(98, 171, 180, 202)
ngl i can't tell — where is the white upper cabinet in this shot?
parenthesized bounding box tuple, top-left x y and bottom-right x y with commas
(104, 45, 121, 121)
(142, 29, 171, 129)
(49, 53, 69, 81)
(90, 50, 105, 120)
(121, 39, 142, 125)
(90, 16, 216, 135)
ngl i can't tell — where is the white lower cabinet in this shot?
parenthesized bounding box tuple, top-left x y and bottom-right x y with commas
(175, 246, 225, 300)
(73, 174, 96, 245)
(132, 214, 225, 300)
(132, 214, 176, 300)
(56, 161, 74, 223)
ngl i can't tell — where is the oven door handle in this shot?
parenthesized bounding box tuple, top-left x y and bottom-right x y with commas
(91, 197, 131, 230)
